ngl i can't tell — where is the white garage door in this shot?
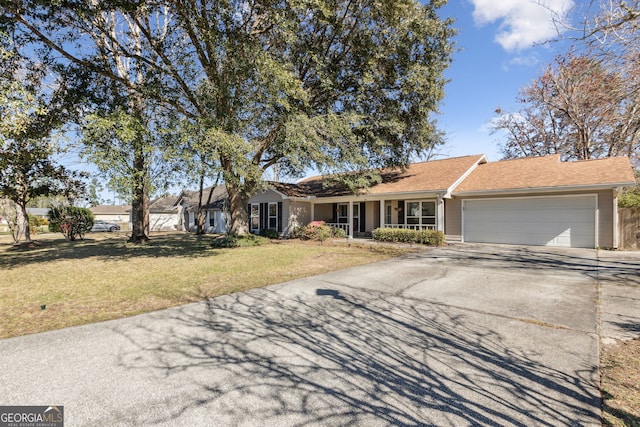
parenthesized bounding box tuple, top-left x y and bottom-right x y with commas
(463, 196, 596, 248)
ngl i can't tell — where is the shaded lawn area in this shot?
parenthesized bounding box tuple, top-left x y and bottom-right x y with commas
(0, 232, 411, 339)
(601, 338, 640, 426)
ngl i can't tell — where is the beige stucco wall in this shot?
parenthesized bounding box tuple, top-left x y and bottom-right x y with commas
(444, 198, 462, 239)
(314, 204, 334, 222)
(365, 201, 380, 232)
(445, 190, 616, 247)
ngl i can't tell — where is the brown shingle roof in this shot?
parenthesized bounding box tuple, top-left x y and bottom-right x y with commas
(287, 155, 486, 198)
(454, 155, 636, 193)
(149, 195, 179, 212)
(181, 186, 228, 210)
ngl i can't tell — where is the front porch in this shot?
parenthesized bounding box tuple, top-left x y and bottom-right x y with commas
(310, 198, 443, 239)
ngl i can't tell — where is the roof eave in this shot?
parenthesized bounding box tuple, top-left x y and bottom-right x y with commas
(309, 189, 448, 203)
(452, 182, 637, 197)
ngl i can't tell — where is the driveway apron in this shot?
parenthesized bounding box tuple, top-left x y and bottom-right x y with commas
(0, 244, 627, 426)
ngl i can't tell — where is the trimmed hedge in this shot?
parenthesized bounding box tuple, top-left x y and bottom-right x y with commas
(372, 227, 445, 246)
(259, 228, 279, 239)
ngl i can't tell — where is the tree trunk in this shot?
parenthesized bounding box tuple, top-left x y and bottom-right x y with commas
(17, 203, 31, 243)
(196, 173, 205, 235)
(226, 180, 250, 235)
(128, 140, 150, 243)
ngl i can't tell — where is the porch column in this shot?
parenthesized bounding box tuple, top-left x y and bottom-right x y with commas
(437, 194, 445, 233)
(310, 202, 315, 223)
(348, 200, 354, 239)
(380, 199, 385, 228)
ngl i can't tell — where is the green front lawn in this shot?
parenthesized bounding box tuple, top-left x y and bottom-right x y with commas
(0, 232, 410, 338)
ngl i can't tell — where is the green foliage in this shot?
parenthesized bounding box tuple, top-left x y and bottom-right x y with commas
(0, 39, 87, 243)
(3, 0, 455, 233)
(27, 214, 47, 235)
(619, 188, 640, 208)
(210, 234, 271, 248)
(48, 206, 94, 241)
(619, 170, 640, 208)
(372, 228, 445, 246)
(259, 228, 279, 239)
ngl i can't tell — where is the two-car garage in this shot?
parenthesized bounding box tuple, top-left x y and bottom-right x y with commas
(462, 195, 597, 248)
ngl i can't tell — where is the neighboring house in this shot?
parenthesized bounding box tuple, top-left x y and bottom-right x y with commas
(179, 186, 229, 234)
(149, 195, 181, 231)
(89, 205, 131, 225)
(25, 208, 51, 219)
(247, 154, 636, 248)
(148, 186, 228, 233)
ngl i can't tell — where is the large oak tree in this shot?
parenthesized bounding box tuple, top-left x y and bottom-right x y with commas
(2, 0, 455, 234)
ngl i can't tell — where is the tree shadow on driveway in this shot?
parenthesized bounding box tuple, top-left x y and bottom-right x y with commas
(113, 284, 600, 426)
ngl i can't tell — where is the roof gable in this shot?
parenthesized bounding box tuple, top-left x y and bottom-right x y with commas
(179, 185, 228, 209)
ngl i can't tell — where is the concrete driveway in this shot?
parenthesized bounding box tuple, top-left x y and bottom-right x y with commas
(1, 244, 638, 426)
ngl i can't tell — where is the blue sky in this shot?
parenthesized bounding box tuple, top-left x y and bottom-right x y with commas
(434, 0, 575, 162)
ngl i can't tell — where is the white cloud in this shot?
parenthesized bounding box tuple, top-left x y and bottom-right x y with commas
(509, 52, 541, 66)
(470, 0, 573, 51)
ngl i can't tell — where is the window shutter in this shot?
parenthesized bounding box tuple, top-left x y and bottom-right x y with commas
(360, 202, 366, 232)
(332, 203, 338, 222)
(259, 203, 265, 230)
(277, 202, 283, 232)
(398, 200, 405, 224)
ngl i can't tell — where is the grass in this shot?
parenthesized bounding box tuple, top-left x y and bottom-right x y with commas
(0, 232, 412, 339)
(601, 338, 640, 426)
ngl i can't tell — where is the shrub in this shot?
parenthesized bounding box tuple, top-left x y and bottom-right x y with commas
(211, 233, 270, 248)
(27, 214, 43, 234)
(372, 228, 445, 246)
(331, 226, 347, 238)
(48, 206, 94, 241)
(295, 221, 346, 242)
(618, 188, 640, 208)
(259, 228, 279, 239)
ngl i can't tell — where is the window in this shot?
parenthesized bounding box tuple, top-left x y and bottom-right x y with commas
(268, 203, 278, 229)
(209, 212, 215, 227)
(250, 204, 260, 231)
(406, 201, 436, 226)
(386, 204, 392, 226)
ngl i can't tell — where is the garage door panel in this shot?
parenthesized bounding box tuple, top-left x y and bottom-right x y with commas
(463, 196, 596, 248)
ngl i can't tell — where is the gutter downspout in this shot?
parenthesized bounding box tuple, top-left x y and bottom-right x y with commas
(613, 188, 619, 249)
